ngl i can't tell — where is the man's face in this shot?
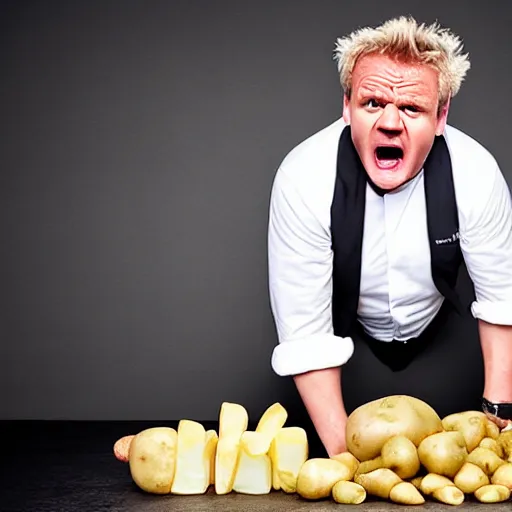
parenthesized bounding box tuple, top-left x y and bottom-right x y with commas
(343, 53, 450, 190)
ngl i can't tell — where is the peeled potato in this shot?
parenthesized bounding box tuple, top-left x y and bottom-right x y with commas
(296, 458, 352, 500)
(346, 395, 443, 461)
(417, 431, 468, 478)
(128, 427, 178, 494)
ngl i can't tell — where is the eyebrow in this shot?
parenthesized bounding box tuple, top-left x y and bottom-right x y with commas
(358, 91, 433, 110)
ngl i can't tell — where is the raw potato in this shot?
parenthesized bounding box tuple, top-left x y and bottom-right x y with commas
(432, 485, 465, 505)
(453, 462, 489, 493)
(113, 435, 134, 462)
(485, 419, 501, 440)
(354, 468, 402, 499)
(419, 473, 454, 495)
(474, 484, 511, 503)
(442, 411, 488, 452)
(389, 481, 425, 505)
(479, 437, 503, 458)
(467, 447, 506, 476)
(296, 458, 352, 500)
(332, 480, 366, 504)
(357, 436, 420, 479)
(346, 395, 443, 461)
(417, 431, 468, 478)
(410, 476, 423, 489)
(331, 452, 359, 479)
(498, 431, 512, 462)
(491, 462, 512, 489)
(128, 427, 178, 495)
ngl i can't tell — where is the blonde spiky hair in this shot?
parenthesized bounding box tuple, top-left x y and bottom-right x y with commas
(333, 16, 470, 107)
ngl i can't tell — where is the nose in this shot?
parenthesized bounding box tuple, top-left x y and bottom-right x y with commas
(376, 104, 403, 133)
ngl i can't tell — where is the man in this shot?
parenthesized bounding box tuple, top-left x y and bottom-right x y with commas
(267, 16, 512, 458)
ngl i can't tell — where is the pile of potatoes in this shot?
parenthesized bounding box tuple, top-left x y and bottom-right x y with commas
(113, 395, 512, 505)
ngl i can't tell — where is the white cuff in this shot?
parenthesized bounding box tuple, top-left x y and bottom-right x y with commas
(471, 300, 512, 325)
(271, 333, 354, 377)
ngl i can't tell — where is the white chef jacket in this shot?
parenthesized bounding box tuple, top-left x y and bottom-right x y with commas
(268, 117, 512, 377)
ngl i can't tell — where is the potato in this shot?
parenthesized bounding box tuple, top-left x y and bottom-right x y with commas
(474, 483, 511, 503)
(498, 431, 512, 462)
(296, 458, 352, 500)
(442, 411, 488, 452)
(354, 468, 402, 499)
(485, 419, 501, 440)
(466, 447, 506, 476)
(330, 452, 359, 480)
(419, 473, 454, 495)
(128, 427, 178, 494)
(409, 476, 423, 489)
(432, 485, 465, 505)
(332, 480, 366, 504)
(389, 481, 425, 505)
(345, 395, 443, 461)
(479, 436, 503, 458)
(453, 462, 489, 493)
(417, 431, 468, 478)
(491, 462, 512, 489)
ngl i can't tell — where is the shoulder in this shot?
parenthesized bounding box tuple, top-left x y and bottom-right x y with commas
(271, 117, 346, 223)
(444, 124, 507, 219)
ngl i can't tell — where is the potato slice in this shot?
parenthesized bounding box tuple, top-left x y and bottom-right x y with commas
(269, 426, 308, 493)
(171, 420, 208, 494)
(205, 429, 218, 485)
(474, 484, 511, 503)
(332, 480, 366, 504)
(232, 431, 272, 495)
(214, 402, 249, 494)
(129, 427, 178, 494)
(255, 402, 288, 438)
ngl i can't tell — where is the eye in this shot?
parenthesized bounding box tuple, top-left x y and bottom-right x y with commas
(400, 105, 420, 114)
(366, 98, 382, 109)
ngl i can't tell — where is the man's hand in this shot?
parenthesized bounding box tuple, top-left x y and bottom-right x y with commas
(293, 367, 348, 457)
(485, 412, 512, 431)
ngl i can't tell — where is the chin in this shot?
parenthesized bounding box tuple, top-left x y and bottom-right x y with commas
(365, 164, 411, 190)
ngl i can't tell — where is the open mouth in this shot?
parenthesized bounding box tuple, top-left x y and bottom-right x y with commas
(375, 146, 404, 170)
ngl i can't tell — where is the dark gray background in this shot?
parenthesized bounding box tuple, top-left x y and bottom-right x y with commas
(2, 0, 511, 423)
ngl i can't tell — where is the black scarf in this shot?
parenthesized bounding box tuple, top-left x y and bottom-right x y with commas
(330, 125, 465, 338)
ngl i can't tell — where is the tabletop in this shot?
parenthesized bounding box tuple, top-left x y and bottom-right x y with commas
(0, 420, 509, 511)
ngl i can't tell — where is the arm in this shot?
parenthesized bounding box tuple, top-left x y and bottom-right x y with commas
(268, 167, 353, 455)
(460, 160, 512, 426)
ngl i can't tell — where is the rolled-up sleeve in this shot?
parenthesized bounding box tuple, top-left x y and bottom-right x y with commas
(267, 168, 354, 376)
(461, 162, 512, 325)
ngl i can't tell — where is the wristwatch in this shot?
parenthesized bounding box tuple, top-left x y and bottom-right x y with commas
(482, 397, 512, 421)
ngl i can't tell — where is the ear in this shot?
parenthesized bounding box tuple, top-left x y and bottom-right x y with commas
(435, 96, 451, 136)
(342, 93, 351, 124)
